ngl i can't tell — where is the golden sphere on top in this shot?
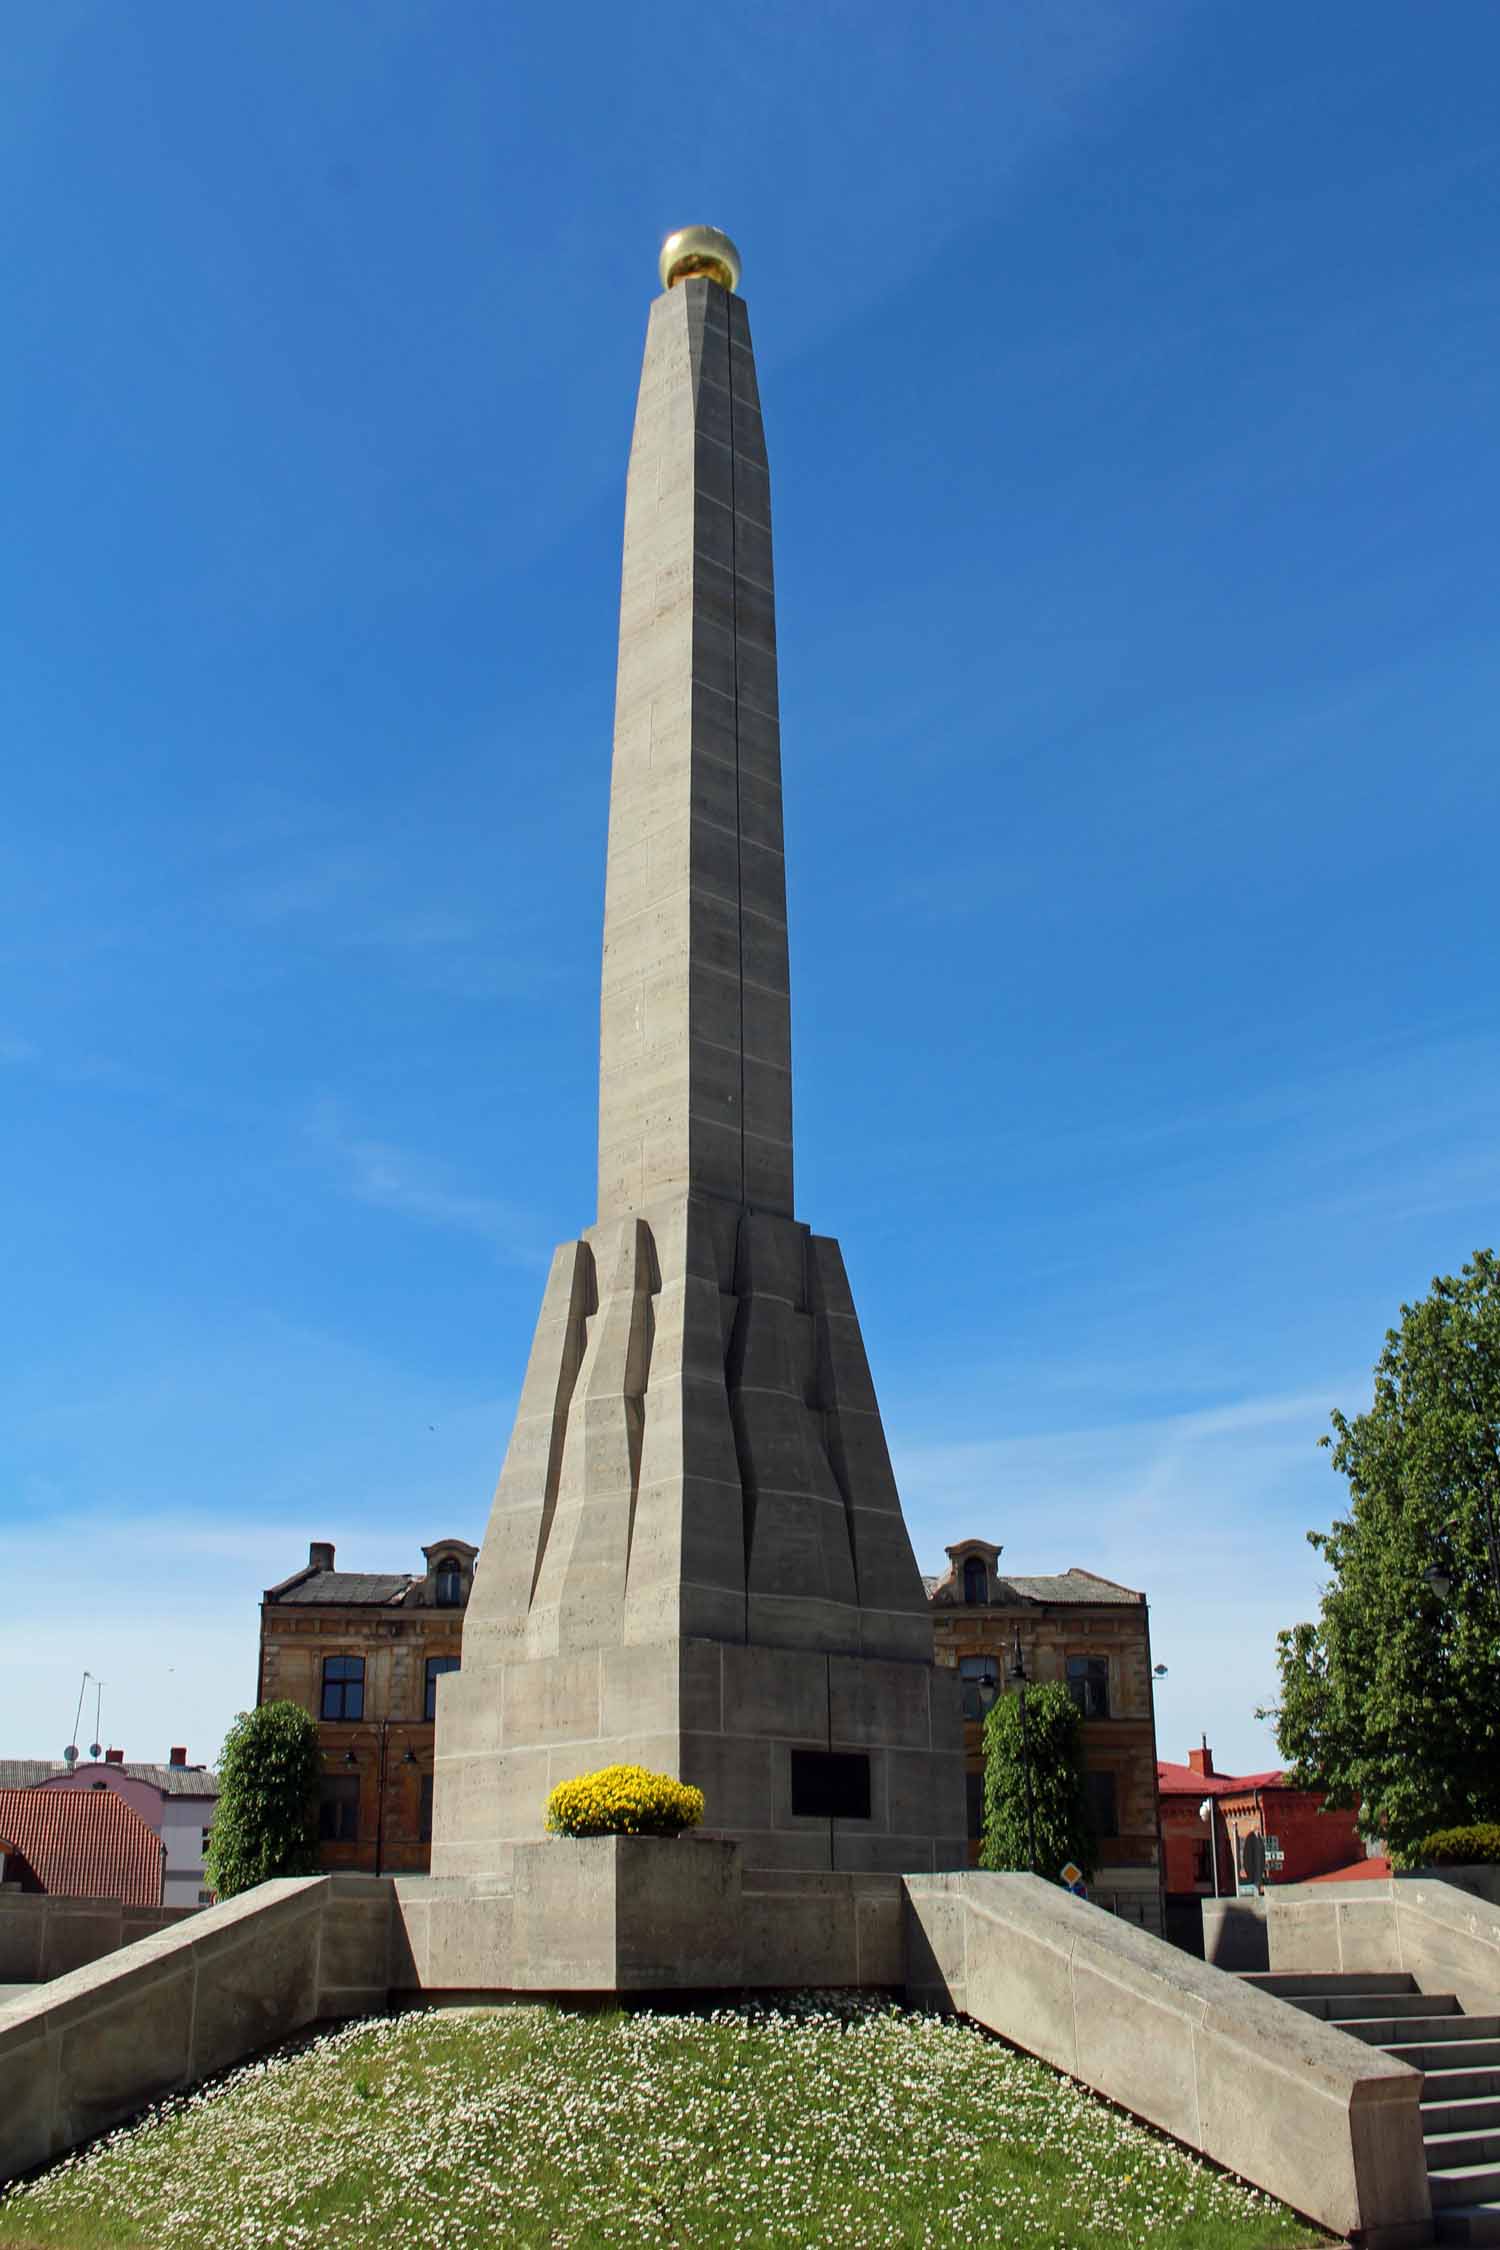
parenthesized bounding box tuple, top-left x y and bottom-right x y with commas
(659, 225, 742, 295)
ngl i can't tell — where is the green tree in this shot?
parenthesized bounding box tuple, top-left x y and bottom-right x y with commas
(1265, 1250, 1500, 1863)
(979, 1679, 1096, 1883)
(204, 1701, 323, 1900)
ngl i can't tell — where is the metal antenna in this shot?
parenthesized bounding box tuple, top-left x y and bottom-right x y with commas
(67, 1670, 91, 1765)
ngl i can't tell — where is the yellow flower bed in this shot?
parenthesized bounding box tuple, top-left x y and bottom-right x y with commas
(545, 1763, 705, 1839)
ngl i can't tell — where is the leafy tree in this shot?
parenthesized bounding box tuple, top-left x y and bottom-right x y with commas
(205, 1701, 323, 1900)
(979, 1679, 1096, 1883)
(1265, 1250, 1500, 1863)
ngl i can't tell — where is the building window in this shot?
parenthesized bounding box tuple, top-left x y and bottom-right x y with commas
(965, 1771, 985, 1842)
(1066, 1654, 1110, 1720)
(419, 1774, 434, 1845)
(425, 1655, 461, 1721)
(962, 1557, 988, 1605)
(197, 1888, 216, 1905)
(435, 1558, 463, 1608)
(1085, 1769, 1118, 1839)
(321, 1655, 365, 1721)
(960, 1654, 999, 1720)
(1193, 1840, 1212, 1885)
(201, 1827, 213, 1854)
(318, 1774, 360, 1843)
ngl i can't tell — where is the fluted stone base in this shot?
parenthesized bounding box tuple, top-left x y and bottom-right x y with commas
(433, 1190, 965, 1878)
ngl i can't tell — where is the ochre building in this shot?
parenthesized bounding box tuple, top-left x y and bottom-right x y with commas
(928, 1539, 1164, 1934)
(258, 1538, 476, 1873)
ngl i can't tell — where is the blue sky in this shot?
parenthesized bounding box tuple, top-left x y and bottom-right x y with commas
(3, 2, 1497, 1776)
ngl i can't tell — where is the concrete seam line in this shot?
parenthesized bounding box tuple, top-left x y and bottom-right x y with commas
(310, 1878, 328, 2019)
(1066, 1931, 1082, 2075)
(186, 1943, 199, 2082)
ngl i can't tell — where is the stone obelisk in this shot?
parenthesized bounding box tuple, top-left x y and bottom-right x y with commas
(432, 229, 964, 1877)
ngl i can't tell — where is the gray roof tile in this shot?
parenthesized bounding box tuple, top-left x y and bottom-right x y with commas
(267, 1570, 414, 1607)
(0, 1760, 218, 1796)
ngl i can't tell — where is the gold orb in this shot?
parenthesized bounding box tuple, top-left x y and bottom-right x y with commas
(658, 225, 742, 295)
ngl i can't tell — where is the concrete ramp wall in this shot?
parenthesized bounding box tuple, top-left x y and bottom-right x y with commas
(1268, 1867, 1500, 2015)
(904, 1870, 1431, 2250)
(0, 1875, 389, 2184)
(0, 1893, 198, 1986)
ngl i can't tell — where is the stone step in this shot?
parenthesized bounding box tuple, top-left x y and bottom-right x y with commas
(1428, 2130, 1500, 2170)
(1285, 1988, 1460, 2022)
(1432, 2167, 1500, 2213)
(1341, 2015, 1500, 2047)
(1426, 2099, 1500, 2138)
(1423, 2069, 1500, 2105)
(1240, 1970, 1419, 1999)
(1435, 2203, 1500, 2246)
(1384, 2040, 1500, 2076)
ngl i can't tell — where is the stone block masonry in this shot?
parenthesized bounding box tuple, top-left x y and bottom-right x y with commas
(430, 245, 965, 1876)
(0, 1893, 198, 1986)
(905, 1870, 1432, 2249)
(0, 1848, 1458, 2250)
(0, 1876, 388, 2183)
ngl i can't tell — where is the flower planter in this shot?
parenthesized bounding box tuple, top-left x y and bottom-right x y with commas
(510, 1833, 742, 1991)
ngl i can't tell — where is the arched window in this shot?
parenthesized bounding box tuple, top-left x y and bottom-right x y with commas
(962, 1557, 988, 1606)
(434, 1558, 463, 1608)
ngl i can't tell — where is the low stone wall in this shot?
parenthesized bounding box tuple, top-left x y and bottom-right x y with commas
(0, 1893, 198, 1985)
(390, 1838, 904, 1993)
(0, 1843, 902, 2184)
(1267, 1867, 1500, 2014)
(905, 1870, 1430, 2250)
(1201, 1896, 1269, 1971)
(0, 1875, 389, 2184)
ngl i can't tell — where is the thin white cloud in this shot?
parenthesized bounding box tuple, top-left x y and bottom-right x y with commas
(306, 1099, 546, 1263)
(894, 1381, 1353, 1773)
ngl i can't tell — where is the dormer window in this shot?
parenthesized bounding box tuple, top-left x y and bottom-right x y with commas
(434, 1557, 463, 1608)
(963, 1556, 988, 1606)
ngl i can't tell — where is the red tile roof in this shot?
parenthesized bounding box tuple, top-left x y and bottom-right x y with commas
(1302, 1855, 1392, 1884)
(1156, 1761, 1284, 1797)
(0, 1786, 164, 1906)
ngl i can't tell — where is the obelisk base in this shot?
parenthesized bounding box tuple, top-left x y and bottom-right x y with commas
(431, 1634, 966, 1881)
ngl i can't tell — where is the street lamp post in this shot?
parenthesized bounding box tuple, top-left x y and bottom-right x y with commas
(1008, 1627, 1039, 1875)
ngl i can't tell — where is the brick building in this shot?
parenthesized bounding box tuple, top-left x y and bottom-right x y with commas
(927, 1539, 1163, 1933)
(1159, 1739, 1365, 1948)
(258, 1537, 476, 1873)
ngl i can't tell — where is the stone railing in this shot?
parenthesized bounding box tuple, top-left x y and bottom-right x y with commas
(1267, 1865, 1500, 2014)
(0, 1875, 389, 2182)
(0, 1892, 198, 1986)
(904, 1870, 1431, 2250)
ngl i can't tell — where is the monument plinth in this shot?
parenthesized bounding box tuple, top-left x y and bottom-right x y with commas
(432, 234, 965, 1881)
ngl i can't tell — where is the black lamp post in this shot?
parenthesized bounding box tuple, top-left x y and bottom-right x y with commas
(1008, 1626, 1039, 1875)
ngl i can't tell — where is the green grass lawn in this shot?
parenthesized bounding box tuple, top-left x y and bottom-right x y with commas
(0, 1996, 1327, 2249)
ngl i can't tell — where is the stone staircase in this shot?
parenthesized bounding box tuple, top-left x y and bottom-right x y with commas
(1249, 1971, 1500, 2244)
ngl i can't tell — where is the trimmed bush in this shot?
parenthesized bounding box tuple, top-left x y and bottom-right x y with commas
(545, 1763, 705, 1838)
(1409, 1823, 1500, 1866)
(979, 1679, 1096, 1884)
(205, 1702, 322, 1900)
